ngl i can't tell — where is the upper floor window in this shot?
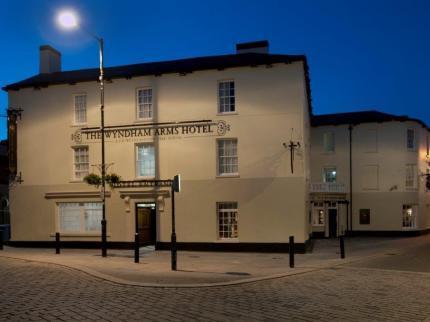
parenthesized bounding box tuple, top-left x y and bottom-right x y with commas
(323, 167, 337, 183)
(74, 94, 87, 124)
(217, 139, 238, 176)
(73, 146, 89, 180)
(323, 132, 335, 153)
(407, 128, 416, 150)
(405, 164, 417, 189)
(137, 88, 153, 120)
(218, 81, 235, 113)
(136, 144, 155, 178)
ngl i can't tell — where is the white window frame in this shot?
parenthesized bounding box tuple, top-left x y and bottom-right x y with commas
(57, 202, 102, 233)
(402, 204, 417, 229)
(217, 202, 238, 239)
(136, 87, 153, 120)
(312, 202, 325, 226)
(405, 164, 417, 189)
(218, 80, 235, 114)
(73, 94, 87, 125)
(136, 143, 155, 178)
(217, 138, 238, 177)
(73, 146, 89, 181)
(323, 132, 335, 153)
(407, 128, 416, 151)
(322, 166, 337, 183)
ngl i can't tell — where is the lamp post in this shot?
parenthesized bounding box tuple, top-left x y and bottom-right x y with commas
(57, 10, 107, 257)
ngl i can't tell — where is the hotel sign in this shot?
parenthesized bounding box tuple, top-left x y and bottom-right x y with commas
(72, 120, 230, 144)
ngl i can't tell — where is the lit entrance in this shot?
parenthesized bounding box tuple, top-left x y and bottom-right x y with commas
(135, 203, 156, 246)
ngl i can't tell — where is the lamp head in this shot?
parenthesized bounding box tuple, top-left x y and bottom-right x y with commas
(57, 10, 79, 30)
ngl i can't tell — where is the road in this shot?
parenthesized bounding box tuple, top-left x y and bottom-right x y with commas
(1, 244, 430, 321)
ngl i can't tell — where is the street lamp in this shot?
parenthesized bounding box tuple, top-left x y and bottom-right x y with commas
(57, 10, 108, 257)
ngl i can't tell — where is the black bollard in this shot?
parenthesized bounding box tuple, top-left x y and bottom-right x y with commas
(289, 236, 294, 268)
(134, 232, 140, 263)
(171, 232, 177, 271)
(55, 232, 60, 254)
(101, 219, 107, 257)
(0, 229, 3, 250)
(340, 235, 345, 259)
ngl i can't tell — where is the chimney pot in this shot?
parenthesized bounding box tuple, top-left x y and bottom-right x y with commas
(39, 45, 61, 74)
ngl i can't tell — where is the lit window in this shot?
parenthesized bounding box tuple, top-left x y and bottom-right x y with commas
(136, 144, 155, 177)
(137, 88, 153, 119)
(312, 208, 325, 226)
(217, 139, 238, 175)
(359, 209, 370, 225)
(402, 205, 416, 228)
(405, 164, 417, 189)
(58, 202, 102, 232)
(217, 202, 238, 239)
(218, 81, 235, 113)
(74, 94, 87, 124)
(407, 128, 416, 150)
(323, 132, 335, 153)
(73, 147, 89, 180)
(323, 167, 337, 183)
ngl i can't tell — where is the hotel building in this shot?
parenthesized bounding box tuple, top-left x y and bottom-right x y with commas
(310, 111, 430, 238)
(3, 41, 313, 251)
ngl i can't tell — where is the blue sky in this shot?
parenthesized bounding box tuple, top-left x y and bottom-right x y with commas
(0, 0, 429, 139)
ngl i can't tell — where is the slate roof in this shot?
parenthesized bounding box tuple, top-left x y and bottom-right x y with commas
(3, 53, 307, 91)
(312, 110, 429, 130)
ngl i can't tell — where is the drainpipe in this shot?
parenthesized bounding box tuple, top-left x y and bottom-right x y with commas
(348, 124, 353, 232)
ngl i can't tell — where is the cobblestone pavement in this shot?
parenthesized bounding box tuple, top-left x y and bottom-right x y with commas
(0, 257, 429, 321)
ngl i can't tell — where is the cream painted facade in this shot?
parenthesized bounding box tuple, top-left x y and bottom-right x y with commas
(310, 115, 430, 237)
(5, 43, 312, 250)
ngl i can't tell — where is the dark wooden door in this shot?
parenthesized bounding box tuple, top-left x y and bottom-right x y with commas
(136, 207, 155, 244)
(328, 209, 337, 238)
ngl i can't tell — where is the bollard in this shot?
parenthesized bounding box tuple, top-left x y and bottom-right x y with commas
(134, 232, 140, 263)
(171, 232, 177, 271)
(289, 235, 294, 268)
(0, 229, 3, 250)
(340, 235, 345, 259)
(55, 232, 60, 254)
(101, 219, 107, 257)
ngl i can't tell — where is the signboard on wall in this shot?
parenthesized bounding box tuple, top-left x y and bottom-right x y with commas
(71, 120, 230, 144)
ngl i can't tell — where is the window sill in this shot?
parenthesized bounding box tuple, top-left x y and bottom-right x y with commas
(216, 238, 239, 243)
(134, 119, 154, 124)
(216, 174, 240, 179)
(217, 112, 238, 116)
(135, 176, 156, 180)
(71, 123, 88, 128)
(50, 232, 111, 237)
(69, 180, 85, 183)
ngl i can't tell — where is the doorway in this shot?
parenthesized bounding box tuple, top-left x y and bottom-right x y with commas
(328, 209, 337, 238)
(135, 203, 156, 246)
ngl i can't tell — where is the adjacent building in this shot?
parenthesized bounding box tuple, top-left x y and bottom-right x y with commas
(3, 41, 313, 251)
(310, 111, 430, 237)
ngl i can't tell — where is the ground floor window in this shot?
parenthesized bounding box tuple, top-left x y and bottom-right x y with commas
(312, 201, 325, 226)
(58, 202, 102, 232)
(217, 202, 238, 239)
(402, 205, 417, 228)
(359, 209, 370, 225)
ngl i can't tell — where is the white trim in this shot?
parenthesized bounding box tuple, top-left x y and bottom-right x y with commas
(136, 87, 153, 121)
(72, 93, 87, 126)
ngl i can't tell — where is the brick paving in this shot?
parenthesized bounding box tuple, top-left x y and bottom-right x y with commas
(0, 257, 430, 321)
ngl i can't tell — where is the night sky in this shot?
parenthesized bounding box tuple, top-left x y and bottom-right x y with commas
(0, 0, 429, 139)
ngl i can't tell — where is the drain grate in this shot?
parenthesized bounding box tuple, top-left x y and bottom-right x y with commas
(225, 271, 251, 276)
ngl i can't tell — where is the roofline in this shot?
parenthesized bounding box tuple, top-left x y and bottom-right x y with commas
(311, 111, 430, 131)
(2, 53, 307, 92)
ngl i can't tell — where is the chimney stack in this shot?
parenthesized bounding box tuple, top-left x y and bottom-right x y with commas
(39, 45, 61, 74)
(236, 40, 269, 54)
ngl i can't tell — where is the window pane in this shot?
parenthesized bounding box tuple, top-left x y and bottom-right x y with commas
(217, 202, 238, 239)
(138, 88, 153, 119)
(74, 95, 87, 124)
(74, 147, 89, 180)
(218, 139, 238, 175)
(59, 203, 81, 232)
(137, 144, 155, 177)
(218, 81, 235, 113)
(84, 203, 102, 231)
